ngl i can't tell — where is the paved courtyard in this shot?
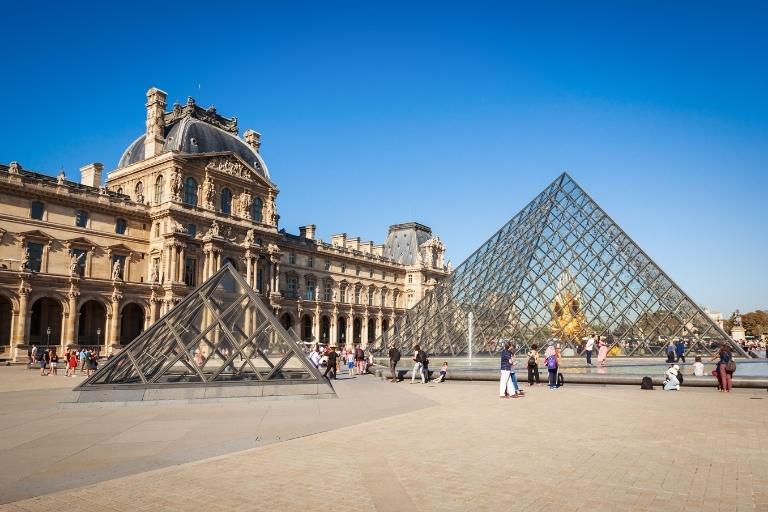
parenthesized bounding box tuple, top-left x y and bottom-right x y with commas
(1, 365, 767, 511)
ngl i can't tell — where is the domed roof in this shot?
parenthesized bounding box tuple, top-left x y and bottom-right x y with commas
(117, 105, 269, 179)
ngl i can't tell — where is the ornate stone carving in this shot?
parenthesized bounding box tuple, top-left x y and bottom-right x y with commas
(201, 174, 216, 210)
(206, 156, 251, 180)
(20, 246, 30, 271)
(206, 220, 220, 238)
(8, 161, 21, 174)
(238, 190, 252, 218)
(146, 87, 166, 140)
(69, 251, 85, 276)
(163, 96, 238, 134)
(170, 168, 182, 201)
(150, 264, 159, 284)
(56, 170, 66, 185)
(244, 228, 255, 246)
(170, 219, 186, 234)
(265, 192, 276, 226)
(111, 260, 122, 281)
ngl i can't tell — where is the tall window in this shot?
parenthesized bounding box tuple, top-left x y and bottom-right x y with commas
(354, 287, 361, 304)
(184, 258, 197, 287)
(324, 281, 333, 302)
(256, 268, 263, 292)
(27, 243, 43, 272)
(287, 276, 298, 298)
(340, 263, 346, 273)
(355, 266, 360, 276)
(75, 210, 88, 228)
(184, 177, 198, 206)
(115, 218, 127, 235)
(154, 175, 165, 204)
(135, 181, 144, 202)
(305, 280, 316, 300)
(252, 197, 263, 222)
(381, 289, 387, 307)
(289, 252, 296, 264)
(369, 267, 373, 278)
(220, 188, 232, 214)
(324, 259, 331, 271)
(186, 223, 196, 237)
(154, 222, 161, 237)
(111, 255, 126, 280)
(71, 249, 87, 277)
(407, 292, 414, 308)
(307, 255, 314, 268)
(408, 274, 413, 284)
(30, 201, 44, 220)
(368, 288, 374, 306)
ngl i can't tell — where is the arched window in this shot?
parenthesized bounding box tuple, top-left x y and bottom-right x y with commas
(135, 181, 144, 202)
(252, 197, 263, 222)
(220, 188, 232, 214)
(184, 177, 198, 206)
(115, 218, 127, 235)
(30, 201, 44, 220)
(154, 175, 164, 205)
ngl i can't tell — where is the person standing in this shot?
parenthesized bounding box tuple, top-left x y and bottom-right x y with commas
(49, 349, 58, 376)
(309, 347, 321, 369)
(28, 345, 35, 367)
(355, 346, 366, 375)
(665, 340, 676, 363)
(421, 349, 430, 382)
(388, 343, 401, 382)
(411, 344, 425, 384)
(713, 344, 735, 392)
(675, 339, 686, 363)
(323, 346, 338, 380)
(527, 343, 541, 386)
(499, 342, 515, 398)
(545, 347, 559, 390)
(37, 347, 47, 376)
(508, 346, 524, 397)
(584, 335, 595, 366)
(597, 338, 608, 367)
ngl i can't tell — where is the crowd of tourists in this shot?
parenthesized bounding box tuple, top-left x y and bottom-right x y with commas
(26, 344, 101, 377)
(308, 344, 373, 380)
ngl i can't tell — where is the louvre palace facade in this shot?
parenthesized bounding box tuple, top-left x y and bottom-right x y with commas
(0, 87, 448, 360)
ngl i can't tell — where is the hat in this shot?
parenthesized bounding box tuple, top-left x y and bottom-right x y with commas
(673, 364, 680, 371)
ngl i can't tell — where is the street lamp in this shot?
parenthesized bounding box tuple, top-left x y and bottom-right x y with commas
(46, 326, 51, 346)
(96, 327, 102, 346)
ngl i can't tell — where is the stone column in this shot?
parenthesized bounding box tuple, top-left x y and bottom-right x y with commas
(64, 290, 79, 348)
(108, 291, 122, 350)
(330, 311, 337, 346)
(245, 251, 252, 288)
(178, 245, 186, 283)
(13, 283, 31, 348)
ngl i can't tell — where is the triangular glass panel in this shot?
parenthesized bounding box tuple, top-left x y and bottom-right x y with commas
(374, 173, 746, 359)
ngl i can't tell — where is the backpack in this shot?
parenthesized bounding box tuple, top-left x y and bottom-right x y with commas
(527, 352, 536, 366)
(545, 355, 557, 370)
(676, 372, 683, 385)
(421, 351, 429, 365)
(640, 376, 654, 390)
(725, 358, 736, 373)
(392, 348, 401, 363)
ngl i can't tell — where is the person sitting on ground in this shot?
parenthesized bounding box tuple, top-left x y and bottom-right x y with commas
(432, 362, 448, 383)
(663, 364, 680, 391)
(692, 355, 705, 377)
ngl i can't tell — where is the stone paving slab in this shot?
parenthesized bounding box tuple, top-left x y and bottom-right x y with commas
(1, 367, 767, 511)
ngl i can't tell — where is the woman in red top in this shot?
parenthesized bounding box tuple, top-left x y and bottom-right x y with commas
(67, 351, 78, 377)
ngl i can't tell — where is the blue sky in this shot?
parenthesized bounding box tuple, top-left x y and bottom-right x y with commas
(1, 1, 766, 314)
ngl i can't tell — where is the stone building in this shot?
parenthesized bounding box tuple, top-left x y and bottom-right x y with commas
(0, 87, 448, 360)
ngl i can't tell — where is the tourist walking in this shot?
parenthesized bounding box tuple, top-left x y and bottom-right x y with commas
(527, 343, 541, 386)
(508, 347, 524, 397)
(309, 347, 321, 369)
(37, 347, 47, 376)
(66, 350, 78, 377)
(323, 346, 338, 380)
(347, 349, 355, 377)
(675, 339, 686, 363)
(79, 348, 88, 373)
(712, 344, 735, 392)
(499, 342, 516, 398)
(584, 335, 595, 366)
(411, 344, 425, 384)
(49, 349, 58, 376)
(355, 345, 366, 375)
(545, 342, 559, 390)
(597, 338, 608, 367)
(388, 343, 401, 382)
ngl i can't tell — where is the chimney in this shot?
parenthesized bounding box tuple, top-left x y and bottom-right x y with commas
(144, 87, 167, 159)
(244, 129, 261, 153)
(79, 163, 104, 188)
(299, 224, 316, 240)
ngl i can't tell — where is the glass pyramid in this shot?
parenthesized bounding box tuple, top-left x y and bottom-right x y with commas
(375, 173, 745, 359)
(76, 264, 332, 393)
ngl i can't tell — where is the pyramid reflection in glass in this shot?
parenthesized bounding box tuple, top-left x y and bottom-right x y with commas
(376, 173, 744, 359)
(73, 264, 334, 402)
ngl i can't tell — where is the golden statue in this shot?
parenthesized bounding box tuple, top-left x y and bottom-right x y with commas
(551, 271, 586, 339)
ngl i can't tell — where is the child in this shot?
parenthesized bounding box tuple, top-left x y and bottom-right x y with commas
(433, 362, 448, 383)
(347, 353, 355, 377)
(692, 355, 704, 377)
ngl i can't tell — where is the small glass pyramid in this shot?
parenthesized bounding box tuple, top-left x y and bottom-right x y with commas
(376, 173, 745, 359)
(75, 264, 333, 399)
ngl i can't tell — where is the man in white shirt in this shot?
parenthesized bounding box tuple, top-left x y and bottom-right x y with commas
(584, 335, 595, 366)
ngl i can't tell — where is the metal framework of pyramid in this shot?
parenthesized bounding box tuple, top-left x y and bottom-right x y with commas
(72, 264, 334, 403)
(375, 173, 745, 359)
